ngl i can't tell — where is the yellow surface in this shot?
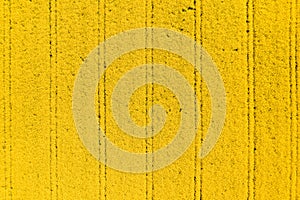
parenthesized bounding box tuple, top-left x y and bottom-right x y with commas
(1, 0, 299, 199)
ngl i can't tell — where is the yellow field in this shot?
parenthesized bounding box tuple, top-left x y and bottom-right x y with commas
(1, 0, 299, 199)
